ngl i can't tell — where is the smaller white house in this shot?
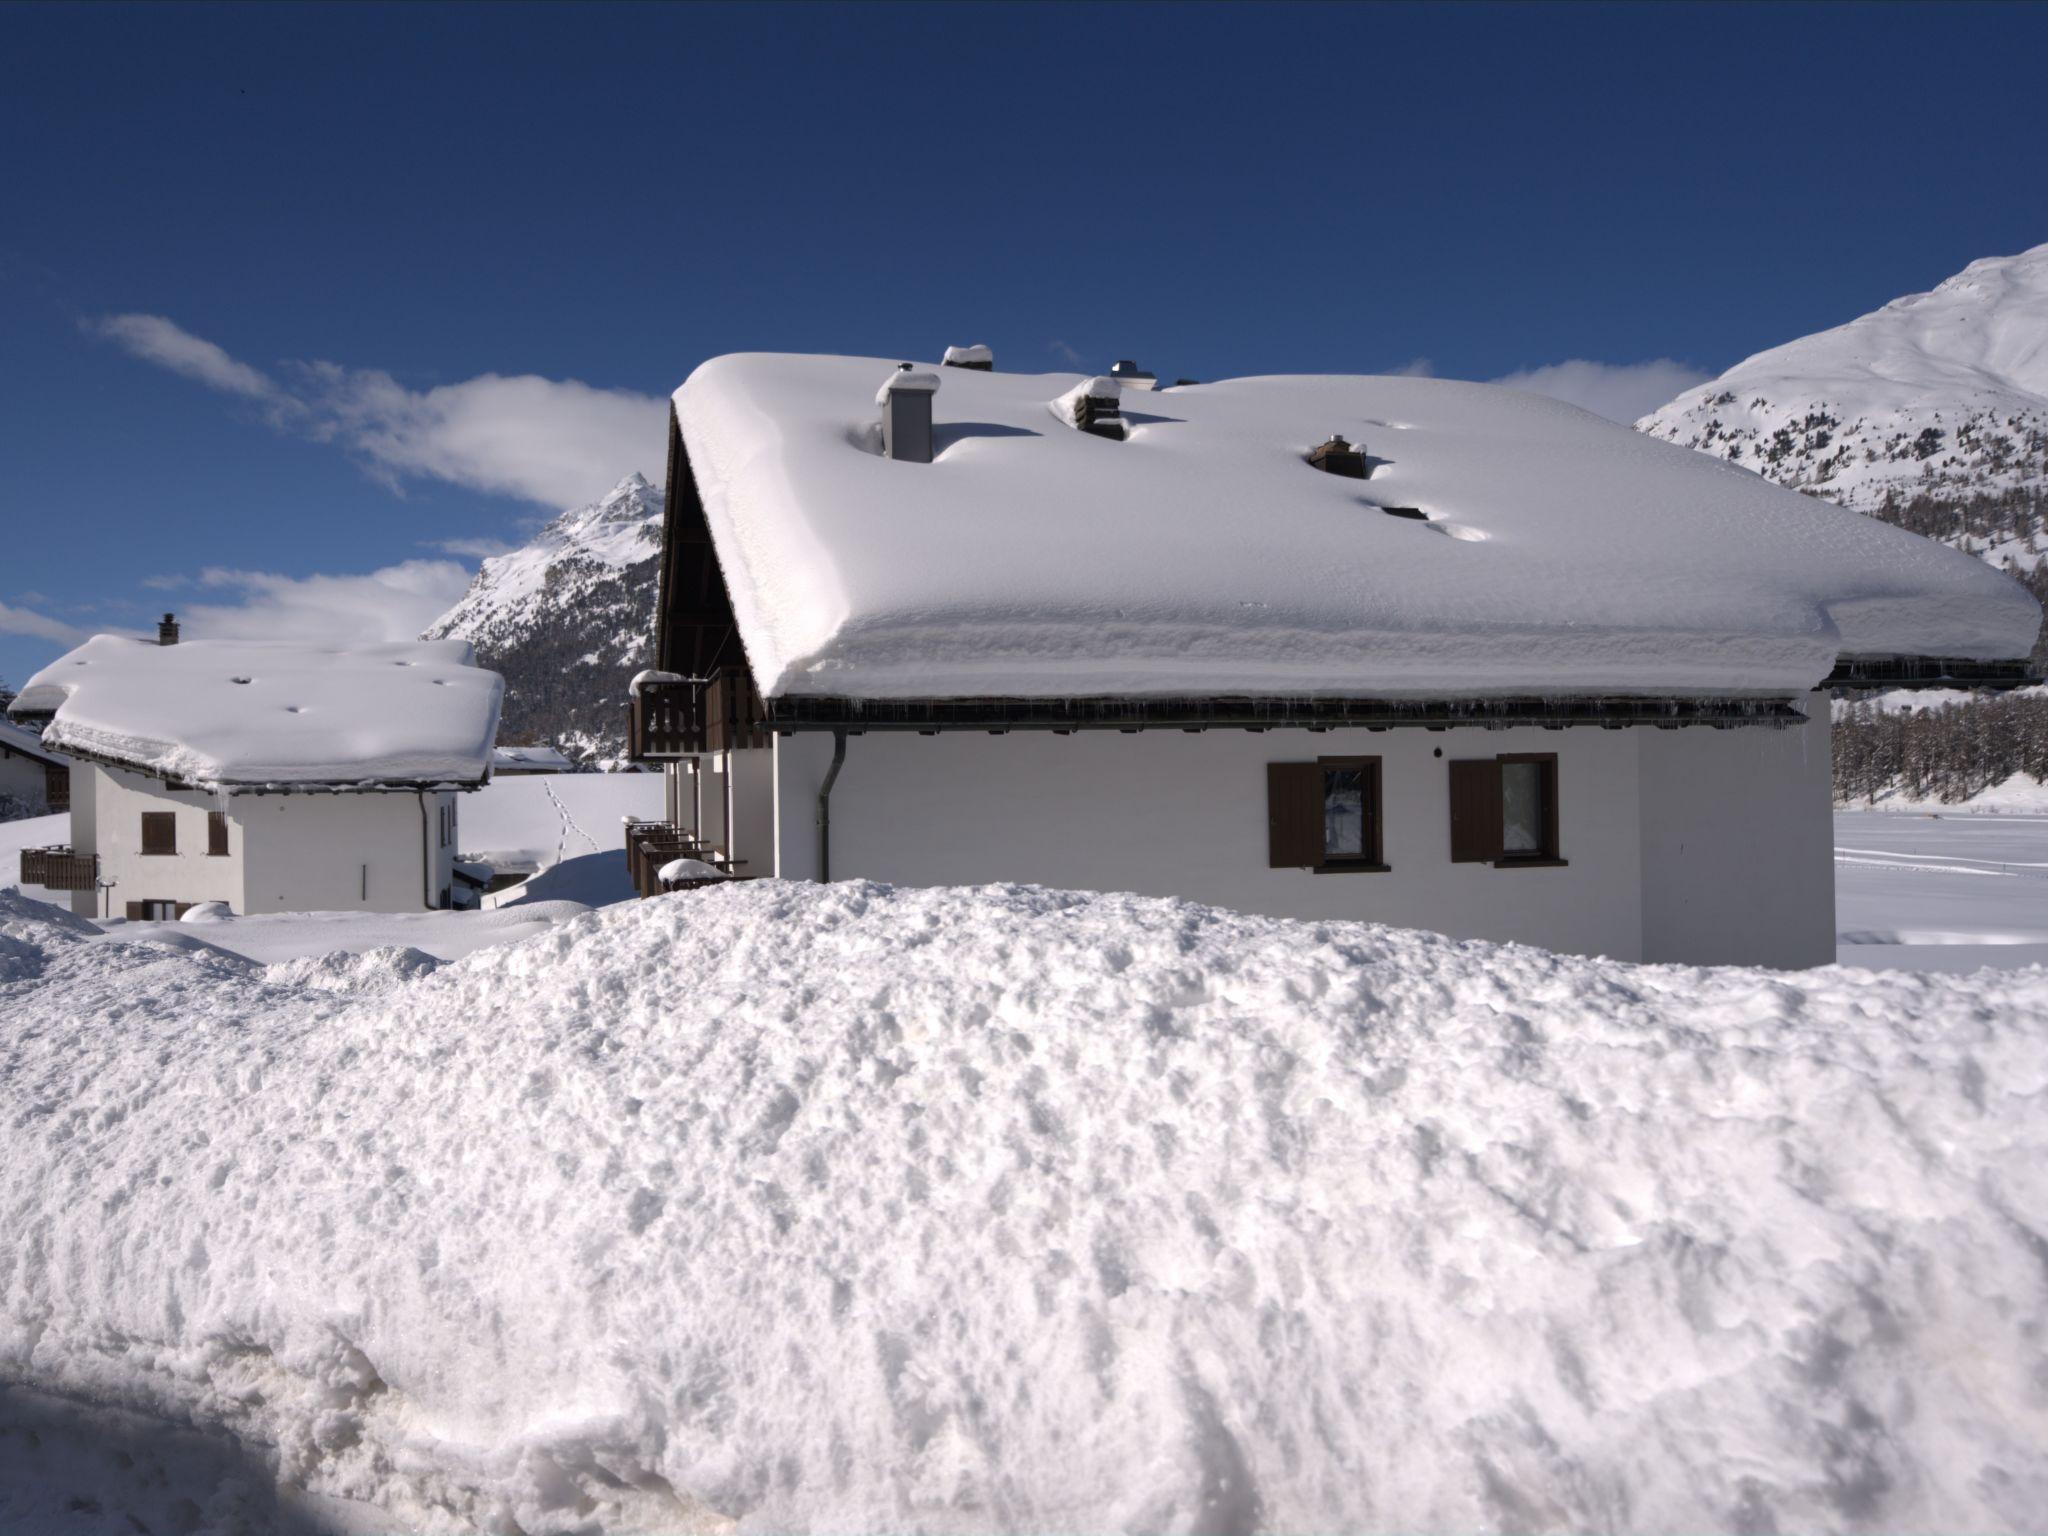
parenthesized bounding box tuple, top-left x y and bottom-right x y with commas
(0, 717, 69, 818)
(8, 632, 503, 921)
(491, 742, 575, 775)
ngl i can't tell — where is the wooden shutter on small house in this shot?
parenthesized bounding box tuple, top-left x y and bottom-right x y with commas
(1448, 759, 1502, 863)
(140, 811, 176, 856)
(1267, 762, 1323, 868)
(207, 811, 229, 857)
(125, 901, 145, 921)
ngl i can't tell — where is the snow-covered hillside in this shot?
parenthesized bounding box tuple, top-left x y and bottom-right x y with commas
(1639, 243, 2048, 566)
(423, 473, 661, 763)
(4, 881, 2046, 1533)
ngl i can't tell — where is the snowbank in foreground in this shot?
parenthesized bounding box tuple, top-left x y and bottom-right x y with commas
(3, 882, 2046, 1533)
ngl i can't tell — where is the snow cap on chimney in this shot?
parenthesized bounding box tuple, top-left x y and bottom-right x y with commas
(158, 612, 181, 646)
(942, 344, 994, 371)
(1050, 377, 1127, 441)
(877, 364, 940, 463)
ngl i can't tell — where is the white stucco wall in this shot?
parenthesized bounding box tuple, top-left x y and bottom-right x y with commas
(773, 726, 1648, 960)
(1637, 705, 1835, 968)
(81, 764, 244, 920)
(238, 790, 457, 915)
(75, 764, 459, 917)
(768, 717, 1836, 967)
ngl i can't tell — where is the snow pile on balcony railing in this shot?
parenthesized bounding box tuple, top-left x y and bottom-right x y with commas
(2, 882, 2046, 1533)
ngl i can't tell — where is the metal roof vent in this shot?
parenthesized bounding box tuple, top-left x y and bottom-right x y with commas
(876, 364, 940, 463)
(158, 612, 181, 646)
(1307, 434, 1368, 479)
(1050, 377, 1127, 441)
(942, 344, 994, 371)
(1109, 359, 1156, 391)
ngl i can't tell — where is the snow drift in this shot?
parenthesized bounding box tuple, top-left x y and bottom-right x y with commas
(3, 881, 2046, 1533)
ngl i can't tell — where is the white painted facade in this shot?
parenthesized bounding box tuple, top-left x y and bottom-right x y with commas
(67, 761, 461, 921)
(666, 708, 1834, 968)
(0, 723, 64, 814)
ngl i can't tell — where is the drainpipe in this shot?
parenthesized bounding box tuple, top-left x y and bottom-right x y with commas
(817, 728, 847, 884)
(723, 746, 736, 869)
(417, 791, 432, 910)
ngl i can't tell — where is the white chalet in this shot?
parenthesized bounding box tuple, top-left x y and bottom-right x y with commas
(9, 631, 503, 920)
(625, 352, 2041, 968)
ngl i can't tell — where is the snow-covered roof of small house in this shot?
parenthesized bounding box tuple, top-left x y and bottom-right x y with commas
(0, 717, 66, 768)
(9, 636, 503, 789)
(673, 353, 2041, 701)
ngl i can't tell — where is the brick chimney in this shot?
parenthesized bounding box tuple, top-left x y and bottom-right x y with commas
(158, 612, 181, 646)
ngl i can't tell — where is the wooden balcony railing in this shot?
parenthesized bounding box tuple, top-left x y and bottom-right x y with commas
(628, 678, 705, 760)
(626, 668, 771, 763)
(623, 820, 746, 899)
(21, 846, 95, 892)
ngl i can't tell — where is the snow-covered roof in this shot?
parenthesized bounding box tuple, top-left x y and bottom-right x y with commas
(0, 718, 66, 767)
(491, 743, 573, 773)
(674, 353, 2040, 701)
(10, 636, 503, 789)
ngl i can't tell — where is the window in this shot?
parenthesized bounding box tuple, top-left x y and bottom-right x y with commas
(125, 900, 181, 921)
(207, 811, 230, 857)
(1267, 757, 1387, 871)
(1449, 753, 1563, 866)
(140, 811, 177, 856)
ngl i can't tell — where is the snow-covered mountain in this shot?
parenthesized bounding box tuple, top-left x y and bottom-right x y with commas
(1638, 243, 2048, 569)
(423, 473, 661, 764)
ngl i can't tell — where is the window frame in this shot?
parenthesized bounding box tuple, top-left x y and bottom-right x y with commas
(1494, 752, 1563, 866)
(140, 810, 177, 856)
(1313, 754, 1388, 873)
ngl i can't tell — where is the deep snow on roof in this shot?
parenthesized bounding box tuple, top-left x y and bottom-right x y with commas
(10, 636, 503, 788)
(674, 354, 2040, 701)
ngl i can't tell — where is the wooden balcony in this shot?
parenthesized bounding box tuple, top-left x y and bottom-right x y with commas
(623, 820, 745, 899)
(626, 668, 771, 763)
(628, 678, 705, 760)
(21, 846, 94, 892)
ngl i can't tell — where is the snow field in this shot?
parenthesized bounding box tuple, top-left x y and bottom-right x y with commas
(3, 880, 2047, 1532)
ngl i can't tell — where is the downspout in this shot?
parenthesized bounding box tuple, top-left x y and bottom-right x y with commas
(418, 790, 433, 910)
(723, 746, 736, 868)
(817, 728, 847, 884)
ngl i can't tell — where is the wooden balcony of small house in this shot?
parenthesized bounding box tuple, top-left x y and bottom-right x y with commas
(623, 819, 746, 898)
(21, 846, 95, 892)
(626, 675, 705, 762)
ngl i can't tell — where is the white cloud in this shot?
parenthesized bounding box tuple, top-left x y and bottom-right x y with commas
(176, 561, 474, 645)
(0, 600, 83, 646)
(1487, 358, 1712, 425)
(1047, 339, 1085, 367)
(1388, 356, 1436, 378)
(85, 314, 283, 402)
(88, 314, 664, 509)
(426, 536, 517, 560)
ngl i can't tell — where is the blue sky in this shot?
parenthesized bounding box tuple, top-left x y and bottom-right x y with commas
(4, 0, 2045, 685)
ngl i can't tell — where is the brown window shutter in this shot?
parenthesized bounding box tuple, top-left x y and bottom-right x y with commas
(207, 811, 229, 857)
(124, 901, 145, 921)
(1448, 759, 1502, 862)
(141, 811, 177, 856)
(1267, 762, 1323, 867)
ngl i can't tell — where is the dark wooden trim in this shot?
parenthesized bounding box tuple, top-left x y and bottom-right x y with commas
(49, 741, 487, 793)
(207, 810, 229, 857)
(1266, 762, 1320, 868)
(655, 410, 744, 680)
(1826, 655, 2039, 689)
(765, 693, 1808, 733)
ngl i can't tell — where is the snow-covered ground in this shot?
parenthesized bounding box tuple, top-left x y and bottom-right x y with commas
(1836, 807, 2048, 971)
(3, 880, 2046, 1533)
